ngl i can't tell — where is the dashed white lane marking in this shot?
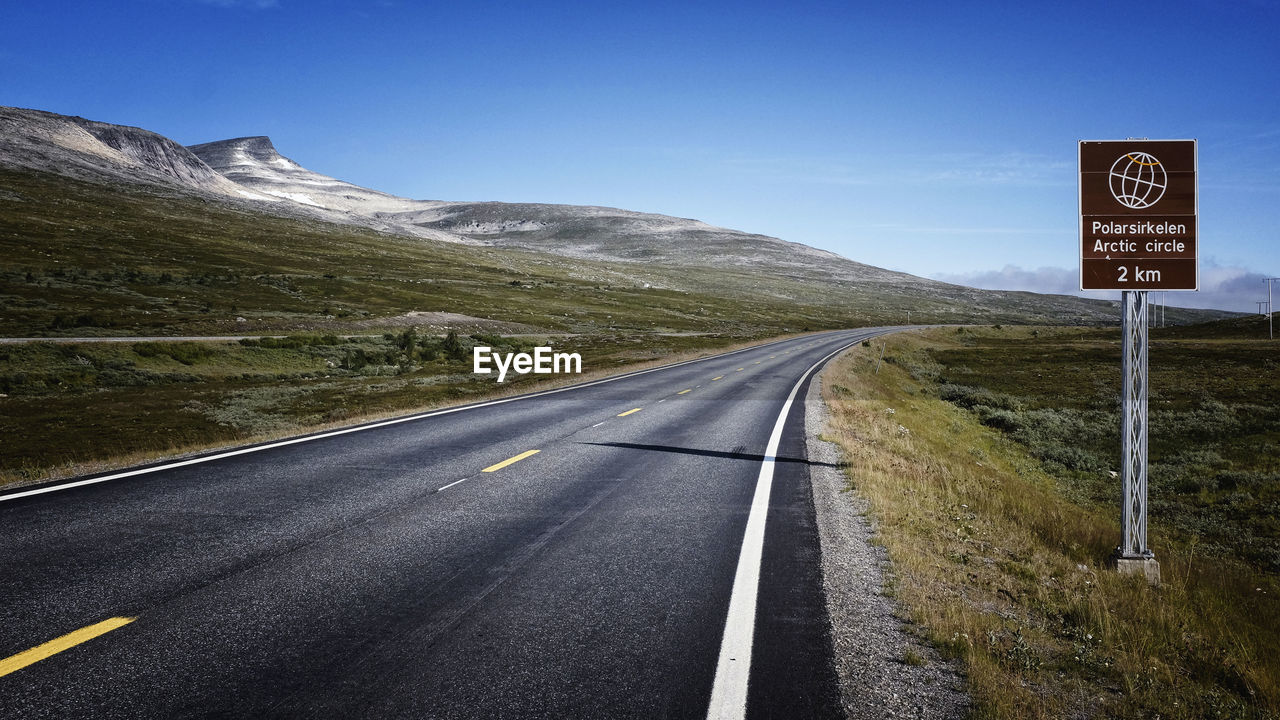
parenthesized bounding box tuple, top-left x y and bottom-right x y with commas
(436, 477, 469, 492)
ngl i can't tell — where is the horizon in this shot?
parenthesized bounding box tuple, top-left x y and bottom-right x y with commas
(3, 0, 1277, 312)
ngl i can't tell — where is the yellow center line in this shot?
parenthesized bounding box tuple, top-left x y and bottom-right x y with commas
(711, 376, 723, 381)
(736, 368, 744, 372)
(677, 389, 692, 395)
(753, 361, 761, 364)
(482, 449, 541, 473)
(617, 408, 642, 417)
(0, 617, 135, 678)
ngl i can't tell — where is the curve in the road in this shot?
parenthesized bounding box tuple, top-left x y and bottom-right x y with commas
(0, 328, 902, 719)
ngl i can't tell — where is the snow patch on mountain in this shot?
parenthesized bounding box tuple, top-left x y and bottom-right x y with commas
(189, 136, 432, 215)
(260, 190, 321, 206)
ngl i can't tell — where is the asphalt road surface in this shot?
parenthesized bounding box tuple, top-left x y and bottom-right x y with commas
(0, 328, 899, 719)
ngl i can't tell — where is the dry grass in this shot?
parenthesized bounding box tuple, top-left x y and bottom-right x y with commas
(0, 331, 809, 490)
(821, 332, 1279, 719)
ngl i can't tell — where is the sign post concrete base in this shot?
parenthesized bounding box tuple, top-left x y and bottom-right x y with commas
(1112, 555, 1161, 585)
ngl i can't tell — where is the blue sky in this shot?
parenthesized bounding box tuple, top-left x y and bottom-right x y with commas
(3, 0, 1278, 311)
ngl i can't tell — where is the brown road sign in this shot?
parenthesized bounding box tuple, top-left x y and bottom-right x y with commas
(1079, 139, 1197, 291)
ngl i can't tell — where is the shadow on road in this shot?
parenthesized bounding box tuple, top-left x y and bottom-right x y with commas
(580, 441, 842, 469)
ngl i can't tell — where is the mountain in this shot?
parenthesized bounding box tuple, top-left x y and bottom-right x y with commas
(187, 136, 425, 214)
(0, 105, 1019, 289)
(0, 105, 1238, 337)
(0, 106, 251, 199)
(185, 136, 466, 244)
(186, 134, 915, 282)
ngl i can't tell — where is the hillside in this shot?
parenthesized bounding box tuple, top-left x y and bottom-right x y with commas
(0, 106, 1236, 338)
(0, 106, 249, 198)
(187, 134, 924, 282)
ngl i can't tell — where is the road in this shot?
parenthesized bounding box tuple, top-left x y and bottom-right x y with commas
(0, 328, 898, 719)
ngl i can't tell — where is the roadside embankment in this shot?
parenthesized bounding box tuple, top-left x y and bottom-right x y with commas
(806, 364, 969, 719)
(814, 327, 1279, 719)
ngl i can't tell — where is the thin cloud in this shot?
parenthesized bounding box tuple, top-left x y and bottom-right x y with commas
(864, 223, 1061, 236)
(921, 152, 1074, 187)
(708, 150, 1073, 188)
(716, 154, 874, 187)
(933, 265, 1082, 296)
(933, 262, 1271, 313)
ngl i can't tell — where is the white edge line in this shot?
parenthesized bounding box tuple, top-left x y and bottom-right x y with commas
(704, 334, 871, 720)
(0, 331, 850, 504)
(436, 478, 469, 493)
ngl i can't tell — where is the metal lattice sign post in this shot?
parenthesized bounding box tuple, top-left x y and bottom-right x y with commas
(1120, 292, 1150, 563)
(1079, 139, 1198, 585)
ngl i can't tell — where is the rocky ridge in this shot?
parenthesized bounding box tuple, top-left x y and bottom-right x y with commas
(0, 106, 251, 199)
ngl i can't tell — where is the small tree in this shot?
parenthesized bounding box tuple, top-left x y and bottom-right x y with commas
(397, 327, 418, 359)
(343, 348, 368, 371)
(442, 330, 467, 362)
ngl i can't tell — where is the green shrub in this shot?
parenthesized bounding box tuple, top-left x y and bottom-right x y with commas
(239, 334, 341, 349)
(940, 383, 1023, 411)
(975, 406, 1025, 433)
(1033, 444, 1106, 473)
(133, 341, 214, 365)
(1154, 399, 1239, 440)
(442, 330, 466, 363)
(1216, 470, 1279, 492)
(396, 327, 418, 353)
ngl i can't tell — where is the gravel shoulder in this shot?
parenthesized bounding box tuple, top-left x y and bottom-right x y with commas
(805, 366, 969, 719)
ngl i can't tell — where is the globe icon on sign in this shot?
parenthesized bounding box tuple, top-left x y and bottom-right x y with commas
(1109, 152, 1167, 209)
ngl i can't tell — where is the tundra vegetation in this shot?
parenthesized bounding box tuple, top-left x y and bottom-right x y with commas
(0, 164, 1230, 342)
(0, 165, 843, 485)
(2, 161, 1224, 486)
(0, 330, 769, 486)
(825, 321, 1278, 719)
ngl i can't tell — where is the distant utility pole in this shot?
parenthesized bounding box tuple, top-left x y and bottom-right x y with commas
(1267, 278, 1279, 340)
(906, 311, 911, 325)
(1147, 295, 1165, 328)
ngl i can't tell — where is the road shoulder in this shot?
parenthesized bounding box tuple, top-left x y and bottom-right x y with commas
(805, 364, 969, 719)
